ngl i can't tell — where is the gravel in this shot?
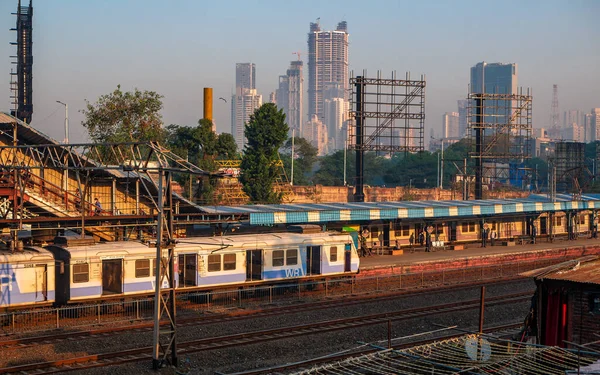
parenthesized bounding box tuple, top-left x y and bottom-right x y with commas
(0, 279, 535, 375)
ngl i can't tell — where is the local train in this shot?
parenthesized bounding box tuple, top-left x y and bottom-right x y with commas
(0, 230, 360, 309)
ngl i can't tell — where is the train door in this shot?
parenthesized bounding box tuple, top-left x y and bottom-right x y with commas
(540, 217, 548, 235)
(102, 259, 123, 295)
(306, 246, 321, 276)
(246, 250, 262, 281)
(344, 244, 351, 272)
(178, 254, 197, 287)
(449, 222, 457, 241)
(35, 264, 47, 301)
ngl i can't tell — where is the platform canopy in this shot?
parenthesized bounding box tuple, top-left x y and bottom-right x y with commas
(199, 194, 600, 226)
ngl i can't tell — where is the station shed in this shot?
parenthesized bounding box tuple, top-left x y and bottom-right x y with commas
(523, 256, 600, 349)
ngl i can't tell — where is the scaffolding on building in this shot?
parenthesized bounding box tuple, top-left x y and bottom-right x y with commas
(553, 141, 589, 199)
(348, 71, 426, 202)
(467, 89, 533, 199)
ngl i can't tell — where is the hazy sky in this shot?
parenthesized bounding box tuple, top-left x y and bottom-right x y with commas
(0, 0, 598, 144)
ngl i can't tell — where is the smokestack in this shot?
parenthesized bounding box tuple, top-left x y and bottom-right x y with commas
(203, 87, 213, 122)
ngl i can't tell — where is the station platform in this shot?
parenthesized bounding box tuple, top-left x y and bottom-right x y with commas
(358, 237, 600, 277)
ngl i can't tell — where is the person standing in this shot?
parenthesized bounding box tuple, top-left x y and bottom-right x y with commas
(94, 197, 102, 216)
(481, 224, 489, 248)
(490, 229, 497, 246)
(531, 224, 537, 244)
(418, 231, 424, 246)
(409, 232, 415, 250)
(425, 231, 432, 252)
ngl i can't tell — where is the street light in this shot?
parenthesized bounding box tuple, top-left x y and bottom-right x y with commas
(56, 101, 69, 195)
(431, 136, 445, 189)
(56, 101, 69, 144)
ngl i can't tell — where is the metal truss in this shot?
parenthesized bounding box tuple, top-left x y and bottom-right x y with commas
(349, 71, 426, 202)
(0, 141, 214, 369)
(467, 90, 533, 199)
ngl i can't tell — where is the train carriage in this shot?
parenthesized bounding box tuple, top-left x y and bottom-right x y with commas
(0, 247, 55, 308)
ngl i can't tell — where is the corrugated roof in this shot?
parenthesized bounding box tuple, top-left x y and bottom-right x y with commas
(538, 258, 600, 285)
(0, 112, 60, 146)
(522, 256, 600, 285)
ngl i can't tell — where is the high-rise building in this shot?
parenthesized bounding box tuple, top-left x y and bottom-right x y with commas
(269, 92, 276, 104)
(324, 97, 345, 150)
(236, 63, 256, 90)
(443, 112, 460, 139)
(303, 114, 329, 155)
(457, 100, 468, 138)
(307, 20, 349, 124)
(231, 63, 261, 151)
(584, 113, 593, 142)
(469, 62, 518, 126)
(470, 62, 517, 95)
(275, 61, 304, 136)
(592, 108, 600, 142)
(231, 88, 262, 151)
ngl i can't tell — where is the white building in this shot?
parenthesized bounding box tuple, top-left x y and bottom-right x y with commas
(443, 112, 460, 139)
(231, 88, 262, 151)
(307, 21, 349, 124)
(592, 108, 600, 142)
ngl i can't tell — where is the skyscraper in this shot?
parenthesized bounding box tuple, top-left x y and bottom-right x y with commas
(470, 62, 518, 126)
(457, 100, 468, 138)
(443, 112, 460, 139)
(236, 63, 256, 90)
(307, 20, 349, 127)
(592, 108, 600, 142)
(231, 63, 262, 151)
(470, 62, 517, 95)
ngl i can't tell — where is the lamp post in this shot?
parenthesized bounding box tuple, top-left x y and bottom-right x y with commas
(431, 137, 445, 189)
(290, 129, 295, 186)
(56, 101, 68, 144)
(56, 101, 69, 196)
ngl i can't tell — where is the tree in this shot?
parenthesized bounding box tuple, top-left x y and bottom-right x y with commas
(215, 133, 238, 159)
(240, 103, 289, 203)
(81, 85, 165, 144)
(281, 137, 318, 185)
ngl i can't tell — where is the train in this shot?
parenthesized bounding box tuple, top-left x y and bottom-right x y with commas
(0, 230, 360, 309)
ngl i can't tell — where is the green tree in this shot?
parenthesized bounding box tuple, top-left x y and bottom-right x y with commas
(281, 137, 318, 185)
(240, 103, 289, 203)
(215, 133, 238, 159)
(81, 85, 165, 144)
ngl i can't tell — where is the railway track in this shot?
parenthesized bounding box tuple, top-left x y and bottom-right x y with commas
(0, 277, 531, 350)
(227, 322, 524, 375)
(0, 291, 531, 374)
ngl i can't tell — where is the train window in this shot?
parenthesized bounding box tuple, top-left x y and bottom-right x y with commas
(462, 222, 476, 233)
(223, 254, 236, 271)
(330, 246, 338, 262)
(135, 259, 151, 278)
(273, 250, 284, 267)
(73, 263, 89, 283)
(207, 254, 221, 272)
(286, 249, 298, 265)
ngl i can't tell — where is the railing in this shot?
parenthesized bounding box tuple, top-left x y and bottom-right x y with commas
(0, 257, 557, 335)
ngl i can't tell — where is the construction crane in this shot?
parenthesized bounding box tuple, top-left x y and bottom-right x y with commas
(292, 51, 301, 61)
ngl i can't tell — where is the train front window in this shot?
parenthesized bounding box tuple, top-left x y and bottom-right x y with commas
(286, 249, 297, 265)
(223, 254, 236, 271)
(273, 250, 284, 267)
(73, 263, 89, 283)
(207, 254, 221, 272)
(135, 259, 150, 278)
(330, 246, 338, 262)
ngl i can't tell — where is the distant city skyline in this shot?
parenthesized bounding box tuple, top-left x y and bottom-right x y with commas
(0, 1, 598, 145)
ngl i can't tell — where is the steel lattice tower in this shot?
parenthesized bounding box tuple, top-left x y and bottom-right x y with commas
(551, 84, 559, 129)
(9, 0, 34, 124)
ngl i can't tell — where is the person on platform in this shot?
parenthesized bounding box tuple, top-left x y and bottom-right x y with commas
(531, 224, 537, 244)
(490, 229, 497, 246)
(481, 225, 489, 248)
(425, 231, 432, 252)
(94, 197, 102, 216)
(418, 231, 424, 246)
(409, 232, 415, 250)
